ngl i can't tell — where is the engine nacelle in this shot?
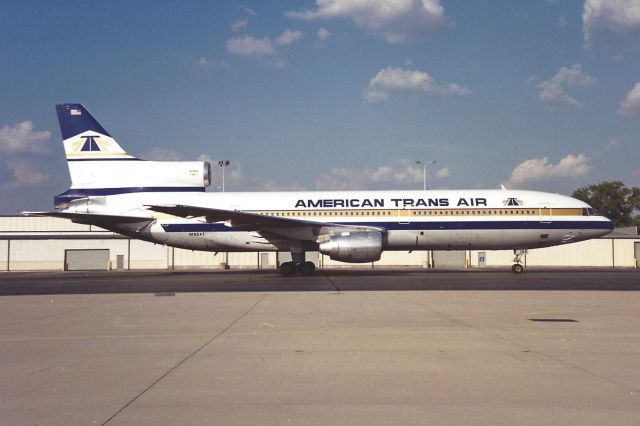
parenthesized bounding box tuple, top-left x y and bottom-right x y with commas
(319, 231, 382, 263)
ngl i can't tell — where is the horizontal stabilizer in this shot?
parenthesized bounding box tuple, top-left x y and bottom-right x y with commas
(22, 211, 155, 227)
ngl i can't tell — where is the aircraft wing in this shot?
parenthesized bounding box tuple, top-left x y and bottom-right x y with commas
(145, 204, 385, 242)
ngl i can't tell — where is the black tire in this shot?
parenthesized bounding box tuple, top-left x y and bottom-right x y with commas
(299, 261, 316, 276)
(280, 262, 296, 277)
(511, 263, 524, 274)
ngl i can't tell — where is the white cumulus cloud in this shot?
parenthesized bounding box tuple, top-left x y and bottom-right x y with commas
(255, 179, 308, 191)
(505, 154, 591, 188)
(317, 27, 332, 40)
(207, 159, 308, 192)
(435, 166, 451, 178)
(226, 31, 300, 67)
(536, 64, 595, 109)
(226, 36, 275, 56)
(144, 147, 184, 161)
(199, 157, 244, 191)
(275, 29, 304, 46)
(286, 0, 448, 43)
(230, 5, 256, 32)
(315, 161, 447, 190)
(197, 57, 230, 70)
(241, 5, 256, 16)
(618, 82, 640, 117)
(0, 121, 50, 155)
(230, 19, 249, 32)
(364, 67, 471, 103)
(583, 0, 640, 51)
(556, 15, 568, 28)
(0, 121, 51, 188)
(595, 139, 622, 157)
(1, 160, 49, 188)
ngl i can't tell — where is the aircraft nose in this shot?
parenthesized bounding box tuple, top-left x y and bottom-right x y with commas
(599, 217, 615, 237)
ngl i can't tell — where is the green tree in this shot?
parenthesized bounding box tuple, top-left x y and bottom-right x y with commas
(572, 181, 640, 227)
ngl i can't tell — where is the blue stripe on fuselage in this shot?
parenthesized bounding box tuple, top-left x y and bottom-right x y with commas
(66, 158, 143, 161)
(54, 187, 205, 207)
(160, 220, 613, 233)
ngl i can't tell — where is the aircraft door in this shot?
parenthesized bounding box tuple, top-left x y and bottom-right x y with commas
(397, 208, 411, 225)
(539, 203, 552, 223)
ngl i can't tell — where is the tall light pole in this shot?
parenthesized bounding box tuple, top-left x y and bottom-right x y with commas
(217, 160, 231, 269)
(415, 160, 437, 190)
(218, 160, 230, 192)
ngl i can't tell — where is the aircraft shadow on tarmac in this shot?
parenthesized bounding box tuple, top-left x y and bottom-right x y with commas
(0, 269, 638, 295)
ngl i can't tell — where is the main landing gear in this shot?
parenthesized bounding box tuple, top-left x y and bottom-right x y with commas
(279, 261, 316, 277)
(511, 250, 526, 274)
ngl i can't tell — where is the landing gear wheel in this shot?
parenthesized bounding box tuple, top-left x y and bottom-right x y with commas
(279, 261, 296, 277)
(299, 261, 316, 276)
(511, 250, 526, 274)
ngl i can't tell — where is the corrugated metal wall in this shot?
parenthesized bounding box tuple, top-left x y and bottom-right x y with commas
(1, 216, 638, 271)
(0, 240, 7, 271)
(129, 240, 168, 269)
(0, 216, 94, 232)
(6, 239, 129, 271)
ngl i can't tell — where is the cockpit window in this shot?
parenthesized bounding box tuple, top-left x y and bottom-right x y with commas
(583, 207, 599, 216)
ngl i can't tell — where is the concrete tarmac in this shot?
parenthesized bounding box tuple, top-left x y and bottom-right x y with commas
(0, 269, 639, 425)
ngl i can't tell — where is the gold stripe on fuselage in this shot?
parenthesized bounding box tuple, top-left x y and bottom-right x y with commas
(242, 207, 584, 218)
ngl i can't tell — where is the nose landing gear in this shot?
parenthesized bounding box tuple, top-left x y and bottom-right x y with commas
(511, 263, 524, 273)
(512, 250, 526, 273)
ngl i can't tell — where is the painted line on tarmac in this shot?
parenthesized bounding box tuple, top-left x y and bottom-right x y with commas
(101, 293, 267, 425)
(319, 269, 341, 292)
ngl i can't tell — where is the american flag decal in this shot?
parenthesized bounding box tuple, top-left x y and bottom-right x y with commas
(70, 109, 81, 116)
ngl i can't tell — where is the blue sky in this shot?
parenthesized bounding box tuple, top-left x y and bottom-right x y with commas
(1, 0, 639, 213)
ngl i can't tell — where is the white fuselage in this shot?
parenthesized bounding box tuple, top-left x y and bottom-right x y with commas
(48, 104, 613, 268)
(63, 189, 613, 253)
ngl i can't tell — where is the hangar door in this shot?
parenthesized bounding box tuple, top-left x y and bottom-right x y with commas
(432, 251, 466, 269)
(64, 249, 109, 271)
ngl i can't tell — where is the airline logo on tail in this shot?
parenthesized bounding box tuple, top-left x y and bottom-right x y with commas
(56, 103, 137, 161)
(77, 135, 103, 152)
(64, 131, 131, 159)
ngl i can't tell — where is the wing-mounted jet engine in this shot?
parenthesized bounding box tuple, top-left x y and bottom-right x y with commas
(318, 231, 383, 263)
